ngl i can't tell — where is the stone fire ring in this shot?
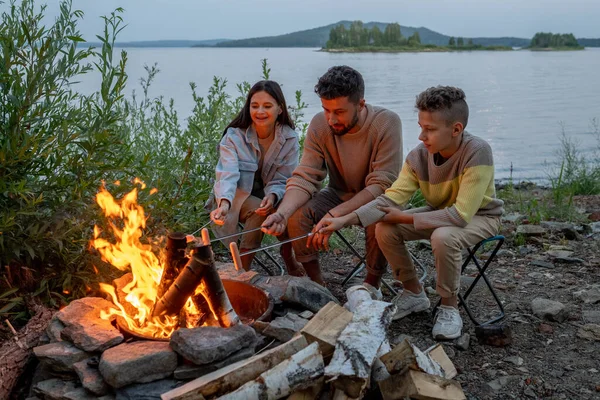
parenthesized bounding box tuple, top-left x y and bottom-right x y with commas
(117, 279, 273, 341)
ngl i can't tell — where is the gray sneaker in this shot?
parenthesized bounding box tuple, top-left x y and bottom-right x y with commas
(432, 305, 463, 340)
(391, 289, 431, 321)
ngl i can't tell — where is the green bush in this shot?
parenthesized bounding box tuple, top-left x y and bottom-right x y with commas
(0, 0, 308, 323)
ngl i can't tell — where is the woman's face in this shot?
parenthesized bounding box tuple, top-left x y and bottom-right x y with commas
(250, 91, 281, 131)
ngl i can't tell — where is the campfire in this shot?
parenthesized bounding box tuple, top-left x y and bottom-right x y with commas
(90, 180, 240, 340)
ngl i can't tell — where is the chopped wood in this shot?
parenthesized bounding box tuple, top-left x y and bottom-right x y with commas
(380, 339, 443, 377)
(344, 285, 372, 311)
(426, 344, 457, 379)
(332, 389, 359, 400)
(288, 377, 324, 400)
(161, 335, 308, 400)
(300, 301, 353, 359)
(324, 300, 395, 398)
(0, 304, 54, 400)
(216, 342, 324, 400)
(379, 369, 466, 400)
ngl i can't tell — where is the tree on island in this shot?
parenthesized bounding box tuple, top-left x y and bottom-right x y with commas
(457, 37, 464, 47)
(530, 32, 581, 48)
(448, 37, 456, 46)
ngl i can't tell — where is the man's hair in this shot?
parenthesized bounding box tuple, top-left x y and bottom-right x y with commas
(314, 66, 365, 104)
(415, 86, 469, 128)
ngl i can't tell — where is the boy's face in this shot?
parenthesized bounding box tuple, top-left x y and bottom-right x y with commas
(418, 110, 463, 158)
(321, 96, 365, 136)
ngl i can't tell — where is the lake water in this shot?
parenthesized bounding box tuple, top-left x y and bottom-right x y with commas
(80, 47, 600, 182)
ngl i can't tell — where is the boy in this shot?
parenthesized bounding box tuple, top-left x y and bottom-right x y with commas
(314, 86, 503, 339)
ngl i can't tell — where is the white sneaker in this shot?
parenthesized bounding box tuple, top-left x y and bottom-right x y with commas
(432, 305, 463, 340)
(391, 289, 430, 321)
(362, 282, 383, 301)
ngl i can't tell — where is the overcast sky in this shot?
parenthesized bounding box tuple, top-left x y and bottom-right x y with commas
(4, 0, 600, 41)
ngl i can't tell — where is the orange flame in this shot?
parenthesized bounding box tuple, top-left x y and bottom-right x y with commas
(90, 181, 198, 339)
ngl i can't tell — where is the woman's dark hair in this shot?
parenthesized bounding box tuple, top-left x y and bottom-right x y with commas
(223, 80, 295, 135)
(314, 65, 365, 104)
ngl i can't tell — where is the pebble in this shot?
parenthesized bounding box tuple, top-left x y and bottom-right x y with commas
(455, 333, 470, 351)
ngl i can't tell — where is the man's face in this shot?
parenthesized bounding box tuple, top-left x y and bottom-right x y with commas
(418, 110, 462, 156)
(321, 96, 364, 136)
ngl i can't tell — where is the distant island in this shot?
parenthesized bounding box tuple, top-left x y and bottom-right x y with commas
(322, 22, 512, 53)
(527, 32, 584, 51)
(84, 21, 600, 49)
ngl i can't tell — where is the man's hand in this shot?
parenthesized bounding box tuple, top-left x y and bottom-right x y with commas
(377, 206, 413, 224)
(255, 193, 276, 216)
(210, 200, 231, 226)
(261, 212, 287, 236)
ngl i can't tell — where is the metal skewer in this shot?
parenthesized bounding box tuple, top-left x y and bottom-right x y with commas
(210, 226, 264, 243)
(238, 232, 313, 256)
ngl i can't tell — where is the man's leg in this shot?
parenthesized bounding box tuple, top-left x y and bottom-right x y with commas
(239, 195, 266, 270)
(287, 187, 342, 285)
(364, 223, 389, 288)
(429, 215, 501, 339)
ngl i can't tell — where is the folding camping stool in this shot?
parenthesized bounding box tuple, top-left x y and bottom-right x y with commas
(434, 235, 506, 326)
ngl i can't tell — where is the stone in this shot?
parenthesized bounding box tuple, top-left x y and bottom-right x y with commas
(486, 375, 520, 391)
(115, 379, 182, 400)
(530, 260, 555, 269)
(33, 342, 91, 372)
(475, 324, 512, 347)
(170, 324, 257, 365)
(56, 297, 124, 352)
(577, 324, 600, 341)
(555, 257, 584, 264)
(531, 298, 568, 322)
(73, 358, 110, 395)
(46, 317, 65, 343)
(254, 275, 339, 312)
(583, 310, 600, 324)
(298, 310, 314, 319)
(99, 341, 177, 389)
(504, 356, 524, 366)
(173, 345, 256, 380)
(516, 225, 546, 236)
(253, 312, 308, 342)
(591, 222, 600, 234)
(538, 323, 554, 334)
(455, 333, 470, 351)
(33, 379, 101, 400)
(573, 285, 600, 304)
(502, 213, 525, 223)
(588, 211, 600, 222)
(546, 250, 574, 258)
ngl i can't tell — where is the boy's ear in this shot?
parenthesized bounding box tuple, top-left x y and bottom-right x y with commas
(452, 121, 464, 137)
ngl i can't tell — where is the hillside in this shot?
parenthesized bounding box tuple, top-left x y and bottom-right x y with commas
(215, 21, 532, 48)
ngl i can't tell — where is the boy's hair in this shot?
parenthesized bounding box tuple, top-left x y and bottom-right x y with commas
(415, 86, 469, 128)
(314, 65, 364, 104)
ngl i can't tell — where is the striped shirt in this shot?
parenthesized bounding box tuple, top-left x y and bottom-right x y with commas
(355, 132, 504, 229)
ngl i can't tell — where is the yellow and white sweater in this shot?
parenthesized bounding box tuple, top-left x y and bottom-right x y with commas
(354, 132, 504, 230)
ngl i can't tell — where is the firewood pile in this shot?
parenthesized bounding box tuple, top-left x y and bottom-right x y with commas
(162, 285, 467, 400)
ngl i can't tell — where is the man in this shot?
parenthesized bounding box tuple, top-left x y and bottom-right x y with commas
(262, 65, 402, 293)
(313, 86, 504, 339)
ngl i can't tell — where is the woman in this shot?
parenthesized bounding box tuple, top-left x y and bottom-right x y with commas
(208, 80, 303, 273)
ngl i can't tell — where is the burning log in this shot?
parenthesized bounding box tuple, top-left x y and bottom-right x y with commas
(156, 232, 189, 301)
(152, 243, 240, 328)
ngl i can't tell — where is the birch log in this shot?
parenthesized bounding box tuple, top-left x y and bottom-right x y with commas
(325, 295, 395, 398)
(217, 342, 324, 400)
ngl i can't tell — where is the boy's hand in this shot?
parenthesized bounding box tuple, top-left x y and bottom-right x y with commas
(210, 201, 230, 226)
(255, 194, 276, 216)
(308, 214, 349, 251)
(261, 212, 287, 236)
(377, 206, 413, 224)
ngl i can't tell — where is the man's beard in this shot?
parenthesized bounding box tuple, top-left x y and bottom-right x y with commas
(329, 109, 360, 136)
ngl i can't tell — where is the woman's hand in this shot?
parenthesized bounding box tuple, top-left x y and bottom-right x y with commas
(255, 193, 276, 216)
(307, 214, 351, 251)
(210, 200, 231, 226)
(261, 212, 287, 236)
(377, 206, 413, 224)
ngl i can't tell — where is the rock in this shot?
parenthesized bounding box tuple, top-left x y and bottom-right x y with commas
(298, 310, 314, 319)
(46, 317, 65, 343)
(56, 297, 124, 352)
(530, 260, 555, 269)
(73, 358, 110, 395)
(546, 250, 574, 258)
(170, 324, 256, 365)
(486, 375, 520, 391)
(115, 379, 182, 400)
(531, 298, 568, 322)
(588, 211, 600, 222)
(583, 310, 600, 324)
(460, 276, 486, 294)
(253, 313, 308, 342)
(555, 257, 584, 264)
(577, 324, 600, 341)
(173, 345, 256, 380)
(33, 342, 91, 372)
(33, 379, 100, 400)
(502, 213, 525, 224)
(538, 323, 554, 334)
(475, 324, 512, 347)
(254, 275, 339, 312)
(527, 272, 544, 279)
(516, 225, 546, 236)
(591, 222, 600, 234)
(504, 356, 524, 366)
(99, 341, 177, 389)
(455, 333, 470, 350)
(573, 285, 600, 304)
